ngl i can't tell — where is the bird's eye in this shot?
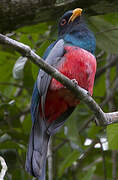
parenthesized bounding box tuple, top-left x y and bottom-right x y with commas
(60, 19, 67, 26)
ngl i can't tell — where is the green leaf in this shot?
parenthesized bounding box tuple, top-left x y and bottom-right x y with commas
(0, 48, 19, 94)
(0, 133, 11, 143)
(58, 150, 80, 178)
(65, 108, 82, 146)
(0, 149, 18, 172)
(13, 56, 34, 92)
(95, 158, 112, 178)
(81, 166, 96, 180)
(16, 22, 49, 34)
(37, 40, 53, 57)
(88, 123, 101, 139)
(19, 34, 35, 48)
(107, 123, 118, 150)
(22, 114, 32, 134)
(23, 60, 34, 93)
(0, 102, 22, 127)
(13, 56, 27, 80)
(89, 13, 118, 53)
(31, 62, 39, 80)
(0, 141, 20, 149)
(94, 74, 106, 98)
(8, 129, 28, 143)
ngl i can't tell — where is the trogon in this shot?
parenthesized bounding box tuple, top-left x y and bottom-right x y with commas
(25, 8, 96, 180)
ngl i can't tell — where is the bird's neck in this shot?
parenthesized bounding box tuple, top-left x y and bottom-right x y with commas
(62, 24, 96, 55)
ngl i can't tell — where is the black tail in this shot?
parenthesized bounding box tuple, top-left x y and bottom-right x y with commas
(25, 116, 50, 180)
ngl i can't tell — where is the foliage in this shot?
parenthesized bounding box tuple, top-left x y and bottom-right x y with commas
(0, 11, 118, 180)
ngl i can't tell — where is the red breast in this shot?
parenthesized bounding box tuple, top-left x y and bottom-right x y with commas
(42, 46, 96, 123)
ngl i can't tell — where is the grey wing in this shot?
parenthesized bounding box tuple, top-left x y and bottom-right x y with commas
(37, 39, 65, 95)
(37, 39, 65, 118)
(26, 39, 65, 178)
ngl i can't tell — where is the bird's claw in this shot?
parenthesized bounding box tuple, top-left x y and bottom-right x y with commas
(71, 79, 78, 87)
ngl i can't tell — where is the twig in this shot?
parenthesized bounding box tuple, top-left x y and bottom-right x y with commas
(53, 139, 69, 152)
(96, 55, 118, 78)
(0, 82, 24, 88)
(99, 139, 107, 180)
(0, 156, 8, 180)
(77, 138, 99, 168)
(78, 116, 93, 133)
(14, 87, 23, 97)
(96, 27, 118, 35)
(105, 54, 117, 180)
(101, 77, 118, 107)
(0, 34, 118, 126)
(0, 92, 6, 102)
(112, 151, 117, 180)
(96, 50, 105, 60)
(55, 0, 76, 6)
(11, 106, 30, 122)
(48, 138, 53, 180)
(105, 54, 115, 110)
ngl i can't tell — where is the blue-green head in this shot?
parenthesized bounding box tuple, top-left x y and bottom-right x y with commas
(58, 8, 96, 55)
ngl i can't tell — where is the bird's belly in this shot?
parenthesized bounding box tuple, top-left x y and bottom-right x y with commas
(45, 46, 96, 123)
(50, 46, 96, 95)
(45, 89, 80, 123)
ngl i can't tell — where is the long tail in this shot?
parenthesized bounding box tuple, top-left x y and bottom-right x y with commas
(25, 116, 50, 180)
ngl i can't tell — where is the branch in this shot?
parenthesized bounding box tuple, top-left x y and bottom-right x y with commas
(112, 151, 118, 180)
(0, 33, 118, 126)
(96, 50, 105, 60)
(105, 54, 117, 180)
(0, 82, 23, 88)
(99, 139, 107, 180)
(96, 55, 118, 78)
(0, 0, 118, 32)
(53, 139, 69, 152)
(77, 138, 99, 168)
(101, 77, 118, 107)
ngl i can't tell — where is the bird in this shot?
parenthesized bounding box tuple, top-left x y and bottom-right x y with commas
(25, 8, 97, 180)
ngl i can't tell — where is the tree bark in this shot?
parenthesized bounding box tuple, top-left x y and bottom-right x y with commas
(0, 0, 118, 33)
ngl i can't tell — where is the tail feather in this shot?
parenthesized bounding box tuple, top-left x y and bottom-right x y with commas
(25, 116, 50, 179)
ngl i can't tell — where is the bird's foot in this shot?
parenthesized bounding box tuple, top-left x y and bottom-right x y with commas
(71, 79, 78, 87)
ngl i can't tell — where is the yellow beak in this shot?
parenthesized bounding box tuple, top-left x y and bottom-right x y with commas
(68, 8, 82, 23)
